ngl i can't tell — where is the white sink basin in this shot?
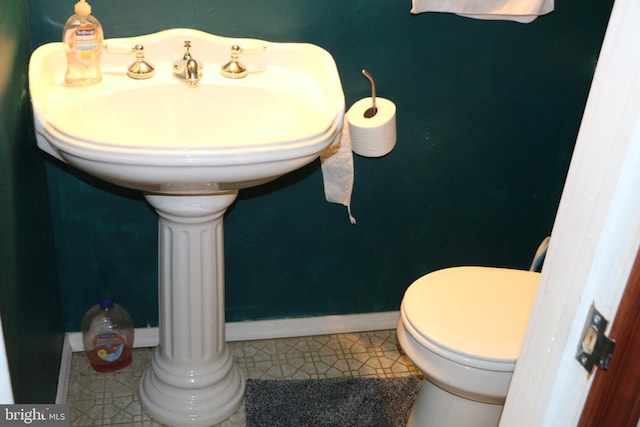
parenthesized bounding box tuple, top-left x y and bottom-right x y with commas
(29, 28, 345, 193)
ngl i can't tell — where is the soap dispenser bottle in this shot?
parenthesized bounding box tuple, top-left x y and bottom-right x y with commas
(81, 297, 134, 372)
(62, 0, 103, 85)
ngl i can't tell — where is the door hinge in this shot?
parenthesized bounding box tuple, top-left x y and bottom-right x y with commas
(575, 304, 616, 373)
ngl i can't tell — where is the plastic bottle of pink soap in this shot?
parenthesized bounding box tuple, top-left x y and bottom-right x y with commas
(81, 297, 134, 372)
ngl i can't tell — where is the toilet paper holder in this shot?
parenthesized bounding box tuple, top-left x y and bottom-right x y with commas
(361, 69, 378, 118)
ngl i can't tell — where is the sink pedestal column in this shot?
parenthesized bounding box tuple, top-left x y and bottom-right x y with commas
(140, 192, 244, 427)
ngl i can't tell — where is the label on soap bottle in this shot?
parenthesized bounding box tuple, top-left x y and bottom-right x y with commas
(65, 24, 101, 66)
(93, 332, 125, 362)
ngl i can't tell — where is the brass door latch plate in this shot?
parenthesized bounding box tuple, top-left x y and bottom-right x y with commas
(576, 304, 616, 373)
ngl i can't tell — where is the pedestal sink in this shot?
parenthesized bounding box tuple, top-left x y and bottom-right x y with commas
(29, 28, 344, 426)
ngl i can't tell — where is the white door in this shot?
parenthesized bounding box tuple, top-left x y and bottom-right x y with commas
(501, 0, 640, 424)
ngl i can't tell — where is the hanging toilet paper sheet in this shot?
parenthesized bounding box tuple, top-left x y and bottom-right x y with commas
(411, 0, 554, 23)
(321, 116, 356, 224)
(320, 97, 397, 224)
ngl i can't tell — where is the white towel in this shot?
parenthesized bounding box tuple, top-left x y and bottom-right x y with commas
(411, 0, 553, 23)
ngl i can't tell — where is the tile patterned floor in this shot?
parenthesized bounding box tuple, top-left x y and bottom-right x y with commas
(66, 330, 421, 426)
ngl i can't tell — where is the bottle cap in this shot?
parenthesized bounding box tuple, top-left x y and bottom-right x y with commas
(99, 296, 113, 309)
(74, 0, 91, 15)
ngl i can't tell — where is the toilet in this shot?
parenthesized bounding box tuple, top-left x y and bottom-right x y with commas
(397, 266, 541, 427)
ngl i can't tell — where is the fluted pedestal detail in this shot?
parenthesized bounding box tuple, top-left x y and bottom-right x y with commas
(140, 192, 244, 427)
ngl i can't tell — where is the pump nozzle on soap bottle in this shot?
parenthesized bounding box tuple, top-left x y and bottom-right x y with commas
(75, 0, 91, 15)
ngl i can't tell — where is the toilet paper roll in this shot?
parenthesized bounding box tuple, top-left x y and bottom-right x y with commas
(348, 97, 397, 157)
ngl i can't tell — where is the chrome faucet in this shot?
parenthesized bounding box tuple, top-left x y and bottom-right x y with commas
(173, 41, 202, 87)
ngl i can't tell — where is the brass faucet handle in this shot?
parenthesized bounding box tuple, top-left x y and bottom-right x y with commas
(230, 44, 242, 58)
(127, 45, 156, 79)
(220, 44, 248, 79)
(103, 42, 155, 79)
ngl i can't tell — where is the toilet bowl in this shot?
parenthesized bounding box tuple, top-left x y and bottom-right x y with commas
(397, 266, 540, 427)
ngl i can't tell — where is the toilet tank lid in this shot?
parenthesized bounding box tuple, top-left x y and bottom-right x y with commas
(401, 266, 540, 362)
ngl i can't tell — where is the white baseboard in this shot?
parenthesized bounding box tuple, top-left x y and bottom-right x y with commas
(66, 311, 400, 352)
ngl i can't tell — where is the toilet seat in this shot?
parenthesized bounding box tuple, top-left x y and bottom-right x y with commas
(401, 266, 540, 370)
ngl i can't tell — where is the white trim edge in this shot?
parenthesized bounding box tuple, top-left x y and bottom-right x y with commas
(56, 334, 72, 404)
(66, 311, 400, 352)
(0, 316, 14, 404)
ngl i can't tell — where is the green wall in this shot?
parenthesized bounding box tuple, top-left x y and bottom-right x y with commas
(0, 0, 64, 402)
(26, 0, 613, 330)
